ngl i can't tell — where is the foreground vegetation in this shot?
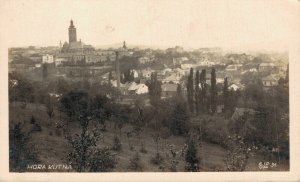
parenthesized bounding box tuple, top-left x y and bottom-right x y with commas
(9, 68, 289, 172)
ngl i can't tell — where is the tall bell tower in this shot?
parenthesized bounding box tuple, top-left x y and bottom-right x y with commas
(68, 20, 77, 43)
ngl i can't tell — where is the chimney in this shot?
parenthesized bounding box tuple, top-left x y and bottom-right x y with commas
(115, 51, 120, 89)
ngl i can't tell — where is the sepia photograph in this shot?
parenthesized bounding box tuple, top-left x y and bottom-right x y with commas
(1, 0, 300, 181)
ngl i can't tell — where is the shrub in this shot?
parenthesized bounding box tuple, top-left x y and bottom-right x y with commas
(112, 135, 122, 151)
(151, 153, 164, 165)
(55, 129, 62, 136)
(30, 115, 36, 124)
(9, 122, 39, 172)
(31, 123, 42, 132)
(224, 135, 250, 171)
(89, 147, 117, 172)
(169, 159, 179, 172)
(139, 142, 147, 153)
(202, 118, 228, 148)
(129, 152, 143, 171)
(185, 139, 200, 172)
(170, 102, 190, 136)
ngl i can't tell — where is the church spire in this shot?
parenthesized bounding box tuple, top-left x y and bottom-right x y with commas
(123, 41, 127, 49)
(68, 20, 77, 43)
(70, 20, 74, 27)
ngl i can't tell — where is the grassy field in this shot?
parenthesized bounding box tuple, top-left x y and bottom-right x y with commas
(9, 102, 289, 172)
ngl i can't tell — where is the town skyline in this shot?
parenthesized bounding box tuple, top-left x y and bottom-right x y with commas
(6, 0, 291, 175)
(1, 0, 299, 52)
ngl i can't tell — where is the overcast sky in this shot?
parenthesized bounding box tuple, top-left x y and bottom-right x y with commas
(1, 0, 299, 51)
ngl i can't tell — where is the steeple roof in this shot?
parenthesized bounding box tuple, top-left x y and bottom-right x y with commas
(69, 20, 75, 28)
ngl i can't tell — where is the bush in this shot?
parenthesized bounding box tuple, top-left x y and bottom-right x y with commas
(112, 135, 122, 151)
(30, 115, 36, 124)
(55, 129, 62, 136)
(185, 139, 200, 172)
(224, 135, 250, 171)
(129, 152, 143, 171)
(202, 118, 228, 148)
(31, 123, 42, 132)
(170, 102, 190, 136)
(139, 142, 147, 153)
(89, 147, 117, 172)
(9, 122, 39, 172)
(151, 153, 164, 165)
(169, 159, 179, 172)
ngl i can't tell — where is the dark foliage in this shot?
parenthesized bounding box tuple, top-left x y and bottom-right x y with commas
(185, 138, 200, 172)
(9, 77, 35, 108)
(210, 68, 217, 113)
(129, 152, 143, 171)
(146, 73, 162, 107)
(224, 135, 250, 171)
(9, 122, 39, 172)
(88, 147, 117, 172)
(150, 153, 164, 165)
(170, 102, 190, 136)
(187, 68, 194, 113)
(112, 135, 122, 151)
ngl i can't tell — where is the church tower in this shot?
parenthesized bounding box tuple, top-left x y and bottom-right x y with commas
(123, 41, 127, 49)
(68, 20, 77, 43)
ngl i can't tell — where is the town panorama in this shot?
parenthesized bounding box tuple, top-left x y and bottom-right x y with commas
(9, 20, 289, 172)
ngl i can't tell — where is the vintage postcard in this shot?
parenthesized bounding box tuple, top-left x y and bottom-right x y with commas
(0, 0, 300, 181)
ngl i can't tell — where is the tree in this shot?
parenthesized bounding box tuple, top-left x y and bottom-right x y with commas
(122, 69, 135, 83)
(59, 91, 89, 120)
(146, 72, 162, 107)
(106, 55, 111, 62)
(61, 91, 116, 172)
(200, 69, 207, 113)
(278, 77, 285, 86)
(119, 56, 139, 73)
(185, 138, 200, 171)
(223, 77, 229, 112)
(224, 135, 250, 171)
(9, 122, 39, 172)
(112, 135, 122, 151)
(89, 147, 117, 172)
(187, 68, 194, 113)
(228, 89, 237, 113)
(210, 68, 217, 113)
(195, 70, 200, 114)
(285, 64, 289, 83)
(108, 71, 113, 81)
(176, 84, 184, 101)
(90, 95, 113, 130)
(170, 102, 190, 136)
(130, 70, 135, 82)
(42, 63, 48, 80)
(10, 77, 34, 108)
(129, 152, 143, 171)
(45, 95, 55, 119)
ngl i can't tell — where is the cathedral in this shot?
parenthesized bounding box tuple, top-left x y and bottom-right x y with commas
(56, 20, 129, 65)
(60, 20, 95, 53)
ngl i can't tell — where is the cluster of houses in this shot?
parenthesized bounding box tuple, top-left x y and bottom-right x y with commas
(100, 51, 287, 99)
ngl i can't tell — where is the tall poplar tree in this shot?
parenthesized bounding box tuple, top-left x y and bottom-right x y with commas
(176, 83, 183, 101)
(210, 68, 217, 113)
(285, 64, 289, 83)
(200, 69, 207, 113)
(187, 68, 194, 113)
(195, 70, 200, 114)
(42, 63, 48, 80)
(223, 77, 229, 112)
(147, 72, 162, 107)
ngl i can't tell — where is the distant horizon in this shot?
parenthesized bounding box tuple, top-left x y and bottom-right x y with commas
(8, 43, 289, 54)
(2, 0, 298, 53)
